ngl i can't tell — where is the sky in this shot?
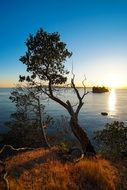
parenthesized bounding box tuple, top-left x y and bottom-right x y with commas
(0, 0, 127, 88)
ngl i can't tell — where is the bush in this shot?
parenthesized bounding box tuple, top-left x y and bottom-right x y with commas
(3, 124, 47, 148)
(58, 141, 70, 154)
(94, 121, 127, 158)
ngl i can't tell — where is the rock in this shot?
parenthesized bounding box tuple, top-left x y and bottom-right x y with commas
(101, 112, 108, 116)
(69, 147, 84, 162)
(59, 147, 84, 162)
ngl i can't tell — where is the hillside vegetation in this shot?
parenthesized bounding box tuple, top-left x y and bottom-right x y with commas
(1, 147, 118, 190)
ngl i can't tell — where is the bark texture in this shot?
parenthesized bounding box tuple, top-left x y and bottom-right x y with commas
(70, 116, 96, 155)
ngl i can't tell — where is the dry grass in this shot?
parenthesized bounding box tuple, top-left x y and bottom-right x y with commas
(113, 159, 127, 190)
(2, 147, 118, 190)
(71, 159, 118, 190)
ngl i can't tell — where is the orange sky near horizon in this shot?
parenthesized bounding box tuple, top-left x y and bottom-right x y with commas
(1, 1, 127, 89)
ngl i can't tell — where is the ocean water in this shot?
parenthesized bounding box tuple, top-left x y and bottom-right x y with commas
(0, 88, 127, 137)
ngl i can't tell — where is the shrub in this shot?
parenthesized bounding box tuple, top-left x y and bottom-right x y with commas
(58, 141, 70, 154)
(94, 121, 127, 158)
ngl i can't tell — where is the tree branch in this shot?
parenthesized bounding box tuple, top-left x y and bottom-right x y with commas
(47, 79, 70, 113)
(71, 70, 88, 115)
(81, 75, 89, 99)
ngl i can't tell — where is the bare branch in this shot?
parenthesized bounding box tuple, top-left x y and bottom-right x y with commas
(72, 102, 78, 108)
(70, 66, 88, 115)
(71, 70, 81, 101)
(81, 74, 89, 100)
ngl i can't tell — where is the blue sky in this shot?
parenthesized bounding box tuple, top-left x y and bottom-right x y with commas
(0, 0, 127, 87)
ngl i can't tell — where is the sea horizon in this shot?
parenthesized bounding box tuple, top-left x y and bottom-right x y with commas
(0, 88, 127, 136)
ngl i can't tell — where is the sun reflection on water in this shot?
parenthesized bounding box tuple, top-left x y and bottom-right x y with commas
(108, 88, 116, 114)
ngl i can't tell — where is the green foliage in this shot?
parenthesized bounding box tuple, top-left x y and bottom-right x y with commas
(94, 121, 127, 158)
(58, 141, 70, 154)
(5, 86, 53, 147)
(19, 28, 72, 85)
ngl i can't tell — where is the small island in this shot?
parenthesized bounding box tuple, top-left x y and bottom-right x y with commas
(92, 86, 109, 93)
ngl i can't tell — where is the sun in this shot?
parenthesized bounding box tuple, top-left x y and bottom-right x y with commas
(104, 74, 123, 88)
(107, 78, 120, 88)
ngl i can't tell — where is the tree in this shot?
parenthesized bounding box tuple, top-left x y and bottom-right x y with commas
(6, 85, 52, 147)
(19, 28, 96, 155)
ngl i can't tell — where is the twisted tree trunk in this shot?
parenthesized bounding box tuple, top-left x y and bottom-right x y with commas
(70, 115, 96, 155)
(47, 79, 96, 154)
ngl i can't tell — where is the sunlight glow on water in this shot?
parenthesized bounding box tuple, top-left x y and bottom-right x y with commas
(0, 88, 127, 134)
(108, 88, 116, 115)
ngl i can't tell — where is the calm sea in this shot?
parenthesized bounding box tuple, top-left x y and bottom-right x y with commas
(0, 88, 127, 137)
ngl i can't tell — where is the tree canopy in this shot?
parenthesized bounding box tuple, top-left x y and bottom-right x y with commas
(19, 28, 72, 85)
